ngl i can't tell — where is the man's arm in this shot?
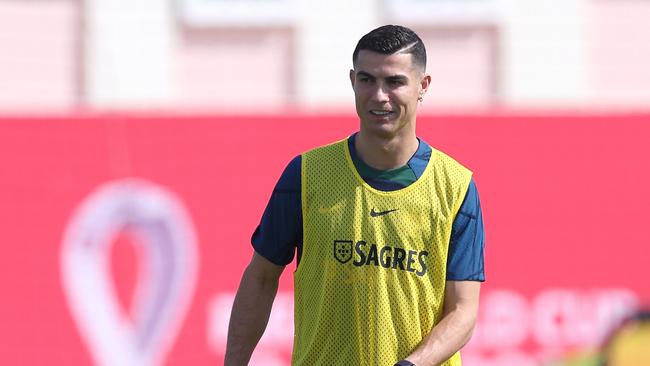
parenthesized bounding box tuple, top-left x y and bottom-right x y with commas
(403, 280, 481, 366)
(224, 253, 285, 365)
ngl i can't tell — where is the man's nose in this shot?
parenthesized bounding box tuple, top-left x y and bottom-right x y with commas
(371, 84, 390, 103)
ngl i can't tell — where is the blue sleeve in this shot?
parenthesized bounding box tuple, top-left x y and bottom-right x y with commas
(251, 155, 303, 266)
(446, 178, 485, 281)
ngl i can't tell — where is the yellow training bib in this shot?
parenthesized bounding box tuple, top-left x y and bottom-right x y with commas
(293, 138, 471, 366)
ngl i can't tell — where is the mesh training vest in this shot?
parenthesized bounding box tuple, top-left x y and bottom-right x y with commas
(293, 138, 472, 366)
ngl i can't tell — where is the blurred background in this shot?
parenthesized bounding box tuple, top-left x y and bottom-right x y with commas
(2, 0, 650, 112)
(1, 0, 649, 365)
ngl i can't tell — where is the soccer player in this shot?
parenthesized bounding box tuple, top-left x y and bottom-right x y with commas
(225, 25, 485, 366)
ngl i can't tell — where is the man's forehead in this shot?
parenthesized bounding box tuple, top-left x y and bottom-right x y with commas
(353, 50, 421, 74)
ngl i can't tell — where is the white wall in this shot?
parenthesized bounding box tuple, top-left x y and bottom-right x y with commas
(0, 1, 78, 110)
(1, 0, 650, 111)
(500, 0, 590, 107)
(85, 0, 175, 107)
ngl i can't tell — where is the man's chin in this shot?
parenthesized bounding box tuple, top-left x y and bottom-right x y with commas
(360, 124, 399, 139)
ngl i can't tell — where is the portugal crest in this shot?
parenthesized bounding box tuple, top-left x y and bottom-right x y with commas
(333, 240, 353, 264)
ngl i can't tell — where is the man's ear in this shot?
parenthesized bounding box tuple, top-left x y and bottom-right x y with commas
(420, 73, 431, 95)
(349, 69, 356, 88)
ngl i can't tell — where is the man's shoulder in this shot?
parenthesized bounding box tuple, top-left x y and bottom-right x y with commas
(304, 137, 348, 156)
(276, 155, 302, 191)
(301, 137, 349, 168)
(426, 145, 471, 173)
(279, 136, 349, 188)
(418, 138, 473, 190)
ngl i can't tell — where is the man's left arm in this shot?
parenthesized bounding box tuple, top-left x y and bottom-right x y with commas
(402, 280, 481, 366)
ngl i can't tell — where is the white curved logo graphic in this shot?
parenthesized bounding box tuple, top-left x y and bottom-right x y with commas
(61, 179, 198, 366)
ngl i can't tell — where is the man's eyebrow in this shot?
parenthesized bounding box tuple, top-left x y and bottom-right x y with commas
(356, 71, 375, 79)
(386, 75, 408, 82)
(355, 71, 409, 82)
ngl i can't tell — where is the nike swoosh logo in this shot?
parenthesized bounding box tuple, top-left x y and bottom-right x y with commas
(370, 208, 399, 217)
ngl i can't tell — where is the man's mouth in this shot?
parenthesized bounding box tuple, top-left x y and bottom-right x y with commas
(369, 110, 394, 116)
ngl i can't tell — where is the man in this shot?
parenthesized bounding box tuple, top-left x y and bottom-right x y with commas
(225, 25, 485, 366)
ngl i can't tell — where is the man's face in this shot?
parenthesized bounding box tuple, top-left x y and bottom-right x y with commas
(350, 50, 430, 139)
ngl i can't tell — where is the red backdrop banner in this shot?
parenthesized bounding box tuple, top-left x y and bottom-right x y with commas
(0, 114, 648, 366)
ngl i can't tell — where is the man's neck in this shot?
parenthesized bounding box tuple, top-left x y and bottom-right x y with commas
(354, 131, 419, 171)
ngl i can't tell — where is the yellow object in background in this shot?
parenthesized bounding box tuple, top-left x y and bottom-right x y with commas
(547, 311, 650, 366)
(604, 318, 650, 366)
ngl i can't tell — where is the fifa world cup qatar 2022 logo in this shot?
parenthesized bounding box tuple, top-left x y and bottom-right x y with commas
(60, 179, 198, 366)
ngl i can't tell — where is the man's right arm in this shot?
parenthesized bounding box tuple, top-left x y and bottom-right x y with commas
(224, 252, 285, 365)
(225, 155, 302, 364)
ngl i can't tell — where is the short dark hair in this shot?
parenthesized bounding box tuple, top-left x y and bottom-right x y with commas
(352, 25, 427, 71)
